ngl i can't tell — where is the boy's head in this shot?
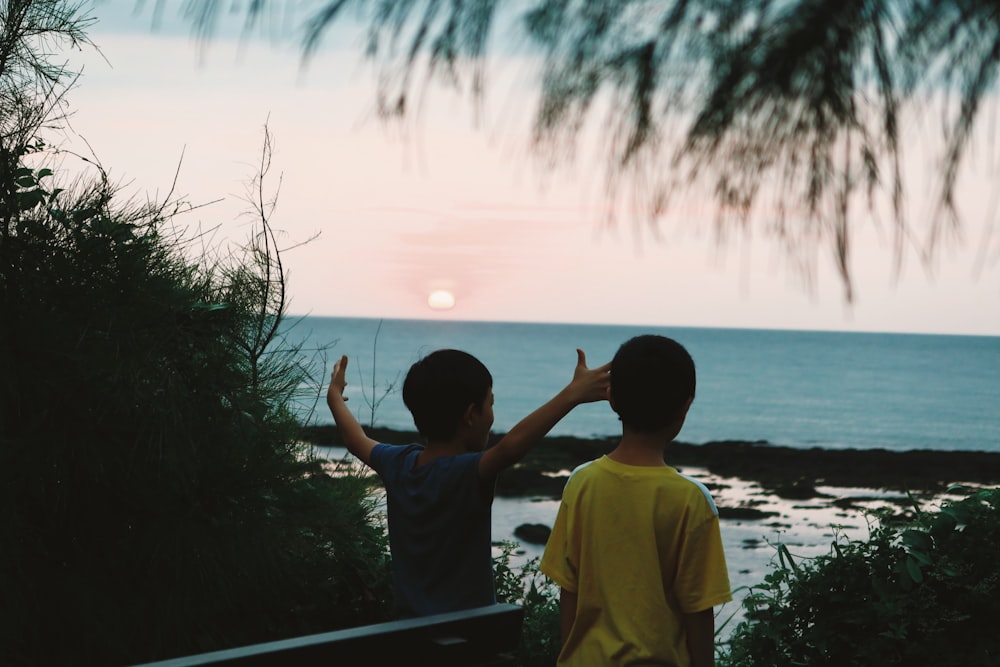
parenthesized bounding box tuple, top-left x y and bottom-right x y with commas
(403, 349, 493, 442)
(610, 335, 695, 435)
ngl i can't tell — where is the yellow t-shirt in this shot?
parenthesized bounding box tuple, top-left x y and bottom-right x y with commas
(540, 456, 732, 666)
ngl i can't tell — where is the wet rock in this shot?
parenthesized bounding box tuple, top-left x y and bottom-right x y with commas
(718, 506, 779, 520)
(496, 468, 567, 498)
(514, 523, 552, 545)
(771, 481, 824, 500)
(298, 427, 1000, 496)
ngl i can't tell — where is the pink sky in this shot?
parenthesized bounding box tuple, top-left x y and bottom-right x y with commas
(49, 1, 999, 335)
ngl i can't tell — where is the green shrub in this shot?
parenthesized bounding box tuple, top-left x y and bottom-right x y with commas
(494, 541, 562, 666)
(0, 149, 392, 663)
(720, 488, 1000, 667)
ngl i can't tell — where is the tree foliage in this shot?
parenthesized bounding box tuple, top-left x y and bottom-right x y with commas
(0, 2, 392, 664)
(184, 0, 1000, 297)
(0, 0, 93, 150)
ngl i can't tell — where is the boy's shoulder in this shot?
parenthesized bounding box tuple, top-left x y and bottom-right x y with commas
(566, 457, 600, 480)
(372, 441, 422, 454)
(372, 442, 484, 479)
(565, 457, 719, 515)
(369, 441, 421, 468)
(675, 471, 721, 516)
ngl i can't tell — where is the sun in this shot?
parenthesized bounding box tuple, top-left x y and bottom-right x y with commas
(427, 289, 456, 310)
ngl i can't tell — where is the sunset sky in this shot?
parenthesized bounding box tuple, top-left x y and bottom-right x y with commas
(49, 0, 1000, 335)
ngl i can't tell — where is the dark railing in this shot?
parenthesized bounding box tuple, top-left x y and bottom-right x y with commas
(132, 603, 525, 667)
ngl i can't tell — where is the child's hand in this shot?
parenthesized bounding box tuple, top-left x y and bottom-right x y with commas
(325, 354, 379, 467)
(569, 348, 611, 404)
(327, 355, 350, 405)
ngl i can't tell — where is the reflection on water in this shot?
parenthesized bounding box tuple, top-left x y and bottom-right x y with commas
(492, 467, 901, 638)
(309, 445, 962, 641)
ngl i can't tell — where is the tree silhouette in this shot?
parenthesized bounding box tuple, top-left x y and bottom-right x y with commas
(1, 3, 393, 662)
(179, 0, 1000, 298)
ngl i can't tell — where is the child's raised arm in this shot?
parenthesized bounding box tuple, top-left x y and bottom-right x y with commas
(326, 355, 379, 467)
(478, 349, 610, 481)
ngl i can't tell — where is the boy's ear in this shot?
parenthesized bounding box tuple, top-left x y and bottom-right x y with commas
(462, 401, 477, 426)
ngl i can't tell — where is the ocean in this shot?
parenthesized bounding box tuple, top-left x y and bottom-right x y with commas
(283, 316, 999, 453)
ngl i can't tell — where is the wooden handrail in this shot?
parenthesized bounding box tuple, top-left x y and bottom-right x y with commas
(132, 603, 525, 667)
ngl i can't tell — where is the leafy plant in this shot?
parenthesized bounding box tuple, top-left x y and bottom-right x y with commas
(720, 487, 1000, 667)
(0, 138, 396, 665)
(493, 541, 562, 667)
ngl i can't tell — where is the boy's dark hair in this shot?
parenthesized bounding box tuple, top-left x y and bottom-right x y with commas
(610, 335, 695, 433)
(402, 349, 493, 440)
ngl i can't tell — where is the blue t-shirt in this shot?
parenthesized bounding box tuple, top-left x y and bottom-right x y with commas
(369, 443, 496, 617)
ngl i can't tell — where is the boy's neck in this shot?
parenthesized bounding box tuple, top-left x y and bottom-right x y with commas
(608, 430, 671, 467)
(417, 438, 474, 466)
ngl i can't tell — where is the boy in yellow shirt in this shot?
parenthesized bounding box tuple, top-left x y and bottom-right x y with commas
(540, 335, 732, 666)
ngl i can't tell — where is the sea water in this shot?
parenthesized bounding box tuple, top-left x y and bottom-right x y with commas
(284, 316, 999, 453)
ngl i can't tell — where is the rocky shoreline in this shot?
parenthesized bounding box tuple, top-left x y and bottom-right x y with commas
(300, 425, 1000, 501)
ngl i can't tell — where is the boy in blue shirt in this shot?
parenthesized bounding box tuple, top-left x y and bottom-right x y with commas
(327, 348, 609, 618)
